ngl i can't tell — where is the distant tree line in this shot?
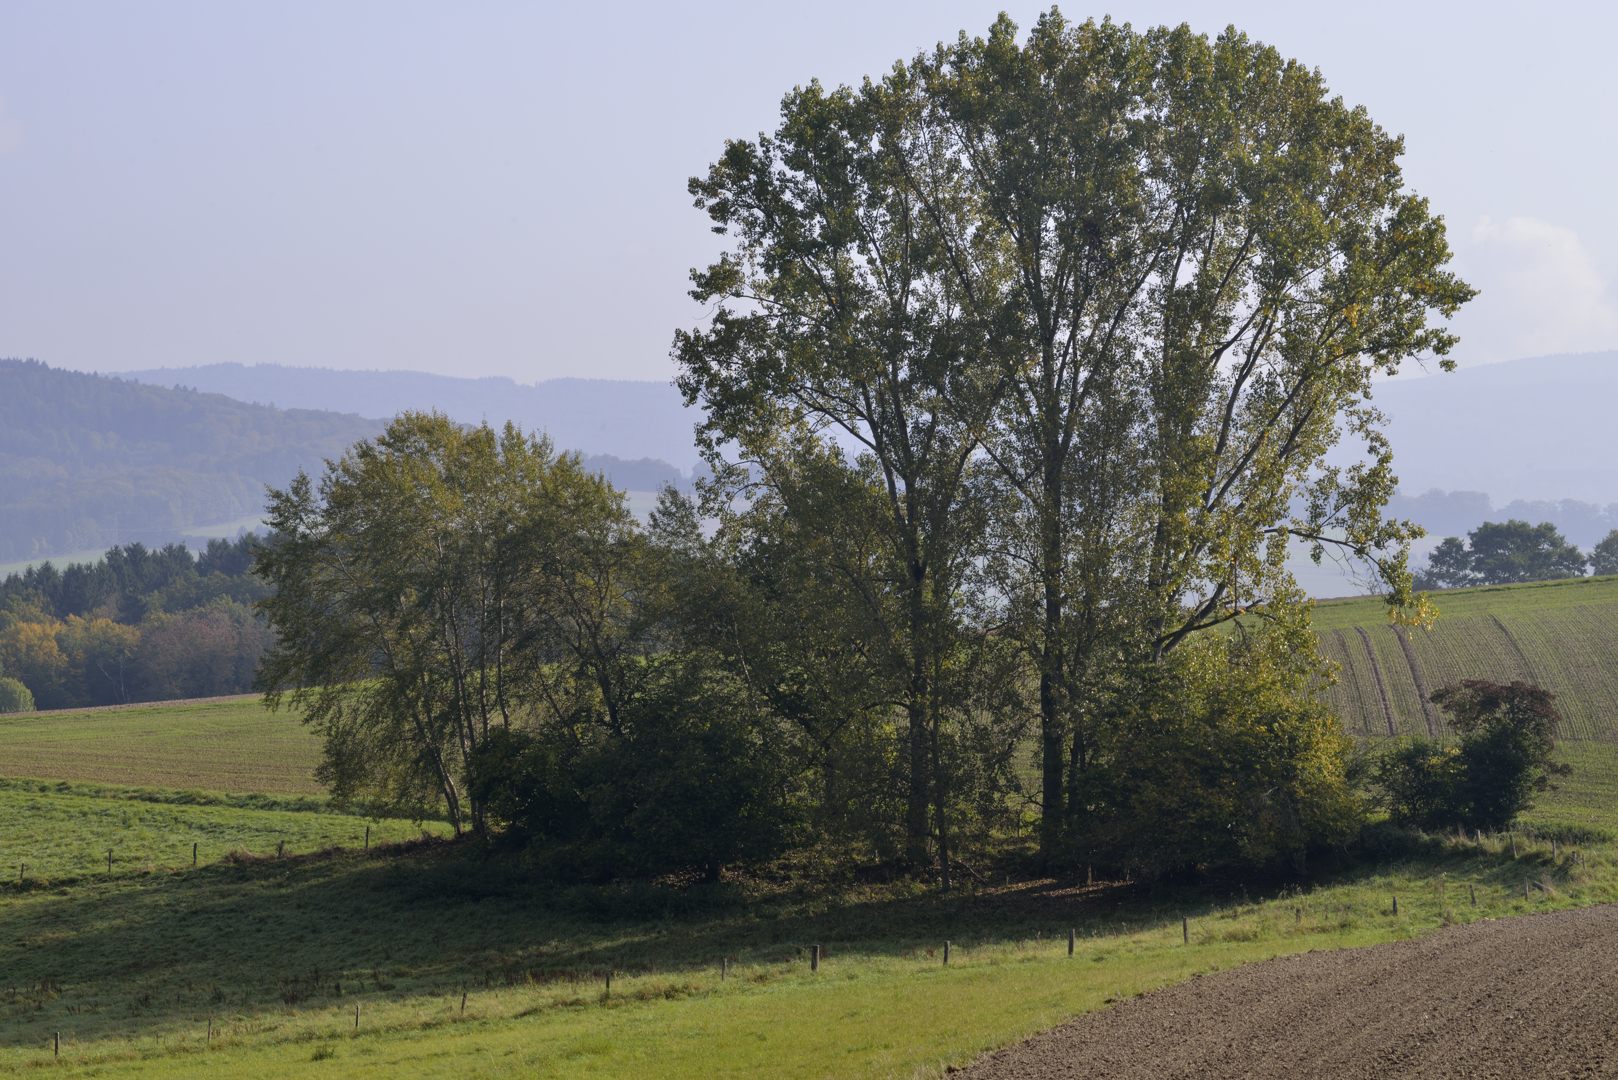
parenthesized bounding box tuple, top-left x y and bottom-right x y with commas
(258, 13, 1474, 884)
(1391, 489, 1618, 550)
(1417, 519, 1618, 589)
(0, 536, 273, 710)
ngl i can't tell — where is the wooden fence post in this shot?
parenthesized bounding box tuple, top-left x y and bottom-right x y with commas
(810, 944, 820, 972)
(192, 841, 198, 867)
(1067, 928, 1075, 957)
(1181, 917, 1188, 944)
(1392, 894, 1399, 915)
(354, 1003, 360, 1029)
(943, 941, 951, 965)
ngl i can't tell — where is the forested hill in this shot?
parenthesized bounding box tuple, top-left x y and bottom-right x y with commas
(0, 359, 382, 562)
(0, 360, 693, 565)
(126, 362, 697, 470)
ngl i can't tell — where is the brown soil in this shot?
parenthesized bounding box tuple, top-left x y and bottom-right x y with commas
(958, 904, 1618, 1079)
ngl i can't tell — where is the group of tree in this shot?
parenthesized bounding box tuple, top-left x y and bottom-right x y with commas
(0, 536, 273, 710)
(259, 13, 1474, 883)
(1417, 519, 1618, 589)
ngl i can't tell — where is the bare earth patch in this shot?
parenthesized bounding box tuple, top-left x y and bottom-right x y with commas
(959, 903, 1618, 1079)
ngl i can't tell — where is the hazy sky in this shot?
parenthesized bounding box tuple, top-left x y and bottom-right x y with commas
(3, 1, 1615, 383)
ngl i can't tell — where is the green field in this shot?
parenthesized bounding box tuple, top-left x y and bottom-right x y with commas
(1312, 575, 1618, 740)
(0, 697, 325, 794)
(0, 696, 1614, 1076)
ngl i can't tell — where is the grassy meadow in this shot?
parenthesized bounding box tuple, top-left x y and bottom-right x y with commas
(0, 696, 325, 794)
(0, 690, 1615, 1076)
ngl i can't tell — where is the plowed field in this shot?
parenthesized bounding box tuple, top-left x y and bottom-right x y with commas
(961, 903, 1618, 1079)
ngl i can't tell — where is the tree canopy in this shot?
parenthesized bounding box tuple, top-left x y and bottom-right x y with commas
(677, 11, 1472, 867)
(1417, 520, 1587, 589)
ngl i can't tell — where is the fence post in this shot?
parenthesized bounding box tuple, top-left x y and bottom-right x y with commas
(810, 944, 820, 972)
(1181, 916, 1188, 944)
(943, 941, 951, 965)
(1392, 894, 1398, 915)
(193, 841, 198, 867)
(107, 849, 113, 873)
(1067, 928, 1075, 957)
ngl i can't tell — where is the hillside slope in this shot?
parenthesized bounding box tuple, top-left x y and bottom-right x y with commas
(0, 359, 381, 561)
(125, 362, 699, 470)
(1368, 350, 1618, 505)
(1311, 575, 1618, 740)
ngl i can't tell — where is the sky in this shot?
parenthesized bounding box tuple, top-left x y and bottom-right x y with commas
(2, 1, 1615, 384)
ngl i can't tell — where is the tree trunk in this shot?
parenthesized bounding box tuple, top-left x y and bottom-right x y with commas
(906, 697, 931, 869)
(1038, 469, 1066, 867)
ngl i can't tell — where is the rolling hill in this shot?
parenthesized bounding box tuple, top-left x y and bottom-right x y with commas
(1312, 575, 1618, 740)
(125, 362, 700, 471)
(0, 360, 692, 565)
(0, 359, 381, 562)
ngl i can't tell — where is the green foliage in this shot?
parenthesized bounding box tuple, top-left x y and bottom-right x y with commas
(0, 675, 33, 713)
(678, 10, 1472, 870)
(1079, 628, 1361, 877)
(1375, 680, 1569, 831)
(1590, 529, 1618, 576)
(473, 655, 799, 881)
(259, 413, 659, 838)
(1418, 520, 1587, 588)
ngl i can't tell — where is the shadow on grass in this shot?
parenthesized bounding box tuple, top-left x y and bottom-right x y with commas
(0, 826, 1583, 1048)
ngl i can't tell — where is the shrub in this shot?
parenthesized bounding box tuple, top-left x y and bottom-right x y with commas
(469, 655, 799, 881)
(1375, 679, 1568, 831)
(0, 676, 33, 713)
(1076, 628, 1361, 878)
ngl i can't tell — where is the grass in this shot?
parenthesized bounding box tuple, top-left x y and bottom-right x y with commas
(0, 696, 325, 794)
(0, 699, 1613, 1076)
(2, 823, 1610, 1077)
(1311, 574, 1618, 739)
(0, 782, 442, 882)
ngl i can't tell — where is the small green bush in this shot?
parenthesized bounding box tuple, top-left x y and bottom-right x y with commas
(1375, 679, 1569, 831)
(0, 677, 34, 714)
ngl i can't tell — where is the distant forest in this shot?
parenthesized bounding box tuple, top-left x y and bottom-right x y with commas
(1390, 489, 1618, 549)
(0, 360, 690, 564)
(0, 536, 270, 709)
